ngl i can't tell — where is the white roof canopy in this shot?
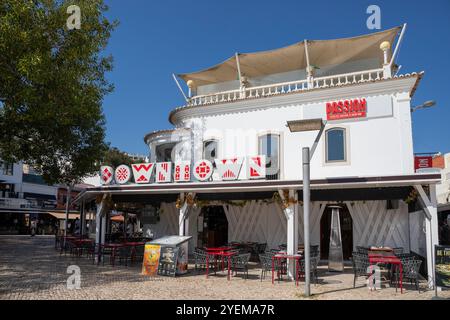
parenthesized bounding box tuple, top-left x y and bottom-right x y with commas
(178, 26, 401, 87)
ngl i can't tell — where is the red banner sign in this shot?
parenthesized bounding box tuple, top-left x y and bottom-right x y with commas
(414, 156, 433, 171)
(326, 99, 367, 120)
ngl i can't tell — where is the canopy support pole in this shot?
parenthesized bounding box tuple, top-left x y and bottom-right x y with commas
(414, 184, 438, 289)
(172, 74, 189, 102)
(235, 52, 243, 86)
(304, 40, 313, 89)
(179, 192, 195, 236)
(278, 189, 298, 280)
(389, 23, 407, 68)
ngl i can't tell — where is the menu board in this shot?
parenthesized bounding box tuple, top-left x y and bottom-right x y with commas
(435, 245, 450, 288)
(142, 244, 161, 276)
(158, 246, 179, 277)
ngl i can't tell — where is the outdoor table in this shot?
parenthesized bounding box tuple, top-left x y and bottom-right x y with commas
(205, 247, 237, 280)
(368, 253, 403, 293)
(272, 253, 302, 284)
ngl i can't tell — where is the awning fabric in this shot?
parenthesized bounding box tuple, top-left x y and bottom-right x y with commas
(47, 212, 80, 220)
(177, 27, 401, 86)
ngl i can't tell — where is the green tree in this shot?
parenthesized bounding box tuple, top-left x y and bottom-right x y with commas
(101, 146, 133, 168)
(0, 0, 117, 185)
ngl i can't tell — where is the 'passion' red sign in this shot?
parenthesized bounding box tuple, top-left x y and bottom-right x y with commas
(326, 99, 367, 120)
(414, 156, 433, 171)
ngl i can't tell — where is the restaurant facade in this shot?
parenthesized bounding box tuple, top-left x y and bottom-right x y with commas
(75, 25, 441, 286)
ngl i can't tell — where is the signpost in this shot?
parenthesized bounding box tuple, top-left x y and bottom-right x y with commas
(435, 245, 450, 297)
(142, 244, 161, 276)
(147, 235, 192, 276)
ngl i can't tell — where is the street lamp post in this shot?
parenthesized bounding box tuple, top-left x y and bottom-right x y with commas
(286, 118, 326, 297)
(410, 100, 436, 112)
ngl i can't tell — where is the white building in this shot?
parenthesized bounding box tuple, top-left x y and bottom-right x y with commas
(77, 25, 441, 285)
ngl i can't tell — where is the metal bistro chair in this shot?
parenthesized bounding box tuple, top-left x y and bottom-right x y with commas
(394, 258, 422, 292)
(296, 253, 320, 285)
(81, 241, 95, 258)
(100, 244, 114, 266)
(231, 253, 251, 279)
(194, 251, 207, 274)
(356, 246, 369, 255)
(259, 253, 277, 281)
(131, 245, 145, 265)
(351, 252, 371, 288)
(117, 246, 132, 266)
(392, 247, 404, 255)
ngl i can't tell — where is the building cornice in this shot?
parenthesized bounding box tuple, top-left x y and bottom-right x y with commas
(169, 73, 422, 125)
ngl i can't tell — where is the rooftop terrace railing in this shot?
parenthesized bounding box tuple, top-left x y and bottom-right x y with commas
(187, 68, 384, 107)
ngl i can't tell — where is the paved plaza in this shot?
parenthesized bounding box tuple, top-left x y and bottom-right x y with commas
(0, 236, 448, 300)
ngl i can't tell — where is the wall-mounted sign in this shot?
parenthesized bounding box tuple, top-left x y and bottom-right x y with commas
(215, 158, 243, 181)
(248, 155, 266, 179)
(193, 160, 213, 181)
(156, 162, 172, 183)
(174, 161, 191, 182)
(326, 98, 367, 120)
(132, 163, 154, 184)
(114, 165, 132, 184)
(101, 155, 266, 185)
(100, 166, 114, 185)
(414, 156, 433, 171)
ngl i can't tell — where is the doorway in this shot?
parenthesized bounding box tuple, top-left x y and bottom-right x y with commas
(197, 206, 228, 248)
(320, 205, 353, 260)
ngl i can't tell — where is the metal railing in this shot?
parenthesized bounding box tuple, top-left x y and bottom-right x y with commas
(187, 68, 384, 107)
(0, 197, 32, 209)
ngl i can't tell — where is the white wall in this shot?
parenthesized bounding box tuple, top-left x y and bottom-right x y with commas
(186, 91, 414, 181)
(436, 153, 450, 204)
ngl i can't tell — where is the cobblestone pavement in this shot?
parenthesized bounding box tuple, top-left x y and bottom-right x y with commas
(0, 236, 448, 300)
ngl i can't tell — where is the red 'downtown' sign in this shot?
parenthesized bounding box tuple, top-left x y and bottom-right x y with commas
(414, 156, 433, 171)
(326, 99, 367, 120)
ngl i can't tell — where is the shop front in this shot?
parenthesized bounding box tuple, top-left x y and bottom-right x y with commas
(75, 26, 441, 286)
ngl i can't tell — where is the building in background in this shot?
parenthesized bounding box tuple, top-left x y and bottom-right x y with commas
(0, 161, 93, 235)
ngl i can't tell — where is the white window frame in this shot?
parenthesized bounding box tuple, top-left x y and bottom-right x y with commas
(323, 126, 350, 166)
(257, 131, 283, 179)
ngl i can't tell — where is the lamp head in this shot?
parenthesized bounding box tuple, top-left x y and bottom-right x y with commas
(380, 41, 391, 51)
(186, 80, 195, 89)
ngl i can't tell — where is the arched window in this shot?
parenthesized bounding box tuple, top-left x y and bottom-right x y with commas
(325, 128, 346, 162)
(258, 134, 280, 180)
(203, 140, 218, 166)
(155, 143, 176, 162)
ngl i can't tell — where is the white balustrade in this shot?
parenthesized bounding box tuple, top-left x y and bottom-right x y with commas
(187, 68, 384, 107)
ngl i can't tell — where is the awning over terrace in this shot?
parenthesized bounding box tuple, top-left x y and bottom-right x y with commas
(177, 26, 401, 86)
(74, 173, 441, 204)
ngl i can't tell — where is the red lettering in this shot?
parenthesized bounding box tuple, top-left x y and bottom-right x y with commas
(343, 100, 350, 113)
(360, 98, 367, 112)
(326, 102, 333, 115)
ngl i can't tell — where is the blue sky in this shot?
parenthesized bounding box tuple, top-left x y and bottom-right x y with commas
(102, 0, 450, 156)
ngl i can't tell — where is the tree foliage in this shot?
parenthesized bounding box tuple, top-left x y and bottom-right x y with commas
(0, 0, 117, 185)
(101, 147, 133, 168)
